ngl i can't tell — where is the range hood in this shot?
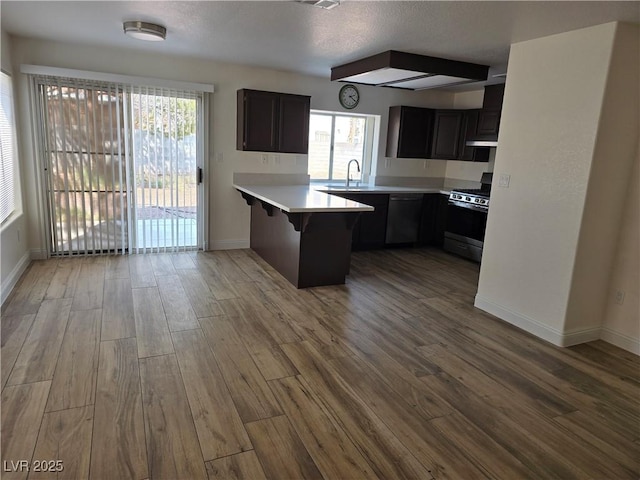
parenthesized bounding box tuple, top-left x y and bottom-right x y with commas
(466, 139, 498, 147)
(331, 50, 489, 90)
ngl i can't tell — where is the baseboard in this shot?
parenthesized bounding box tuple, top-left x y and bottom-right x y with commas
(475, 294, 639, 354)
(561, 327, 602, 347)
(1, 251, 32, 305)
(208, 239, 249, 250)
(474, 294, 566, 346)
(600, 328, 640, 355)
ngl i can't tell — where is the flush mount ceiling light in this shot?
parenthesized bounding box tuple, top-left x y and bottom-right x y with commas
(296, 0, 340, 10)
(331, 50, 489, 90)
(123, 21, 166, 42)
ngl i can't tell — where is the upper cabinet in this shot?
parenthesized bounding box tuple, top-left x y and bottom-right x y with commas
(386, 106, 435, 158)
(430, 110, 464, 159)
(476, 84, 505, 138)
(237, 89, 311, 154)
(458, 109, 490, 162)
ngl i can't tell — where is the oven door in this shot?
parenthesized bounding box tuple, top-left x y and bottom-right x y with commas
(445, 202, 487, 243)
(444, 200, 488, 257)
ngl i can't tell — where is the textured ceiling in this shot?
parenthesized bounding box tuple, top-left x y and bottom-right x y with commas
(2, 1, 639, 79)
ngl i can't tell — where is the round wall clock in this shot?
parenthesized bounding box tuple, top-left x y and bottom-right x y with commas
(339, 84, 360, 110)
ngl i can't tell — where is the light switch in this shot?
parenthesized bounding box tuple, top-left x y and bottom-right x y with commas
(498, 173, 511, 188)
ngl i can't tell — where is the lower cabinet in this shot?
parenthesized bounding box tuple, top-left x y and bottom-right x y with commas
(331, 192, 448, 250)
(331, 193, 389, 250)
(419, 194, 449, 247)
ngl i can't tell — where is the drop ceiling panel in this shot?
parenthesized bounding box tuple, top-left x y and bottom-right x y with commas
(392, 75, 480, 90)
(341, 68, 427, 86)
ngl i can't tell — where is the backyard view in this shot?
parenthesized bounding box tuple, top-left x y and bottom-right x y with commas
(131, 92, 198, 250)
(41, 82, 198, 254)
(308, 113, 366, 181)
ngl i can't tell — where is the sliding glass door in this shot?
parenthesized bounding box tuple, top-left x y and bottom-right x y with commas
(34, 77, 204, 255)
(130, 88, 200, 252)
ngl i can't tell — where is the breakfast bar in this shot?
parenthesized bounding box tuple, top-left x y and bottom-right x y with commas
(234, 184, 374, 288)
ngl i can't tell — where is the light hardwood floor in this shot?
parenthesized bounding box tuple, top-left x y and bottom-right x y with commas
(1, 248, 639, 479)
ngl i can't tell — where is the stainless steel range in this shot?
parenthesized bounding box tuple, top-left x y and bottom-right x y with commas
(444, 173, 492, 262)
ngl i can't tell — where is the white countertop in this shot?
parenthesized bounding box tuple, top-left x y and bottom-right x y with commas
(234, 184, 375, 213)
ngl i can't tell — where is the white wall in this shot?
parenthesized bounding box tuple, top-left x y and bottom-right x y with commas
(564, 23, 639, 345)
(8, 35, 454, 251)
(476, 22, 639, 353)
(602, 144, 639, 351)
(1, 29, 30, 305)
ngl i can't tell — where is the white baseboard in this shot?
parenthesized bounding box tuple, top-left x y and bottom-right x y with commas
(600, 328, 640, 355)
(208, 239, 249, 250)
(475, 294, 639, 355)
(1, 251, 32, 305)
(474, 294, 566, 346)
(561, 327, 603, 347)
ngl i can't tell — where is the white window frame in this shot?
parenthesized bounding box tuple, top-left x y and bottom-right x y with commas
(0, 70, 20, 226)
(308, 110, 377, 183)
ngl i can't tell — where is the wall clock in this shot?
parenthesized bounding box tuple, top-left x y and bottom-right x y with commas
(339, 84, 360, 110)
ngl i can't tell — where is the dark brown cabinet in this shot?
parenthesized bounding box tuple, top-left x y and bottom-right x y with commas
(386, 106, 434, 158)
(418, 194, 448, 246)
(476, 84, 505, 138)
(237, 89, 311, 154)
(431, 110, 464, 159)
(458, 110, 490, 162)
(330, 193, 389, 250)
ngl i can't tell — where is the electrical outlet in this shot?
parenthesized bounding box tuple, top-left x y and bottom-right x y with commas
(498, 173, 511, 188)
(615, 290, 625, 305)
(216, 152, 223, 163)
(274, 155, 281, 165)
(423, 160, 428, 170)
(261, 154, 269, 165)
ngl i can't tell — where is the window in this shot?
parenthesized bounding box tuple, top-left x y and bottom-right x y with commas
(308, 111, 375, 182)
(0, 71, 17, 224)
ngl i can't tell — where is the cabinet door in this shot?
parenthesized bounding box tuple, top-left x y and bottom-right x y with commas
(482, 84, 505, 110)
(356, 194, 389, 249)
(332, 193, 388, 250)
(418, 194, 437, 245)
(386, 106, 433, 158)
(476, 110, 501, 136)
(431, 110, 463, 159)
(239, 90, 279, 151)
(278, 94, 311, 154)
(433, 194, 449, 246)
(458, 110, 490, 162)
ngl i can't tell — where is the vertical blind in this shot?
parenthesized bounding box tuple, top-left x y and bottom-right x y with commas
(130, 86, 200, 254)
(0, 71, 16, 224)
(37, 78, 129, 255)
(32, 75, 204, 256)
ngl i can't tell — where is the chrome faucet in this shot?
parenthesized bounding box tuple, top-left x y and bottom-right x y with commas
(346, 159, 361, 188)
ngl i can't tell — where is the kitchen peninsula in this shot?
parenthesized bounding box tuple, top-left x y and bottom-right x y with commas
(234, 184, 374, 288)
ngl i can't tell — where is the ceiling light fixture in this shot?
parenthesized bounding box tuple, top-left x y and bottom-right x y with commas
(123, 21, 166, 42)
(296, 0, 340, 10)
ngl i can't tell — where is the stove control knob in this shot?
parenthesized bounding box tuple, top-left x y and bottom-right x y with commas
(465, 196, 471, 202)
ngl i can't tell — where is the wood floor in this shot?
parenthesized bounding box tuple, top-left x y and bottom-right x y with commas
(1, 247, 639, 480)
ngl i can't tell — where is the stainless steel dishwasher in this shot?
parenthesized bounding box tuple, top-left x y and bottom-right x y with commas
(385, 194, 423, 244)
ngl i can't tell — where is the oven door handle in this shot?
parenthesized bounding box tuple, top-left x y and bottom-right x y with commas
(448, 200, 489, 213)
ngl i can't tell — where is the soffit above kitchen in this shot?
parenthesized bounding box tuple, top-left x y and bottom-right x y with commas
(330, 50, 490, 90)
(1, 1, 638, 88)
